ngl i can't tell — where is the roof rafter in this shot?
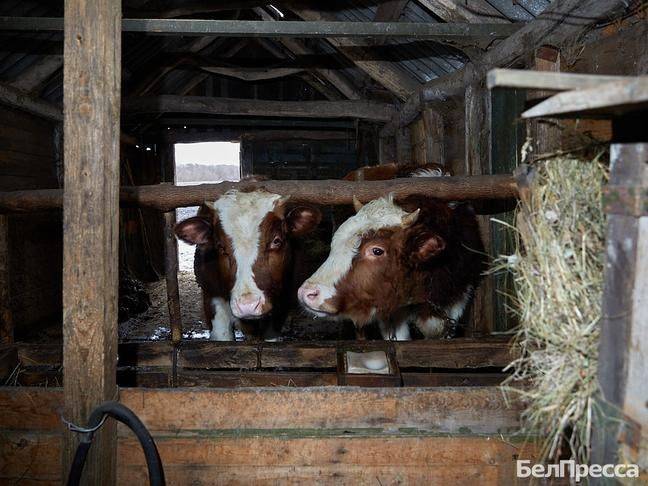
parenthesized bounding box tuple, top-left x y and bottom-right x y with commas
(276, 4, 420, 100)
(253, 7, 363, 100)
(416, 0, 510, 23)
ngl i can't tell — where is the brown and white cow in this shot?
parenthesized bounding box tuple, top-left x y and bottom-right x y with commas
(298, 193, 485, 340)
(175, 189, 321, 340)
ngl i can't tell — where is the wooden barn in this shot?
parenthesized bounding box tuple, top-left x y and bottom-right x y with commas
(0, 0, 646, 484)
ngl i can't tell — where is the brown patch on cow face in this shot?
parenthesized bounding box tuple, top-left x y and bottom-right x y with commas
(251, 212, 292, 308)
(325, 228, 411, 327)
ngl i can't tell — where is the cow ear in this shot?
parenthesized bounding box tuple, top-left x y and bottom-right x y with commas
(174, 217, 212, 245)
(411, 232, 445, 262)
(286, 206, 322, 236)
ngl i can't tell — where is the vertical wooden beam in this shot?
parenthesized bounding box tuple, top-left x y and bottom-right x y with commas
(528, 46, 562, 158)
(62, 0, 121, 484)
(395, 126, 412, 165)
(464, 71, 494, 336)
(422, 108, 445, 166)
(164, 211, 182, 344)
(379, 135, 397, 165)
(160, 142, 182, 345)
(593, 142, 648, 469)
(0, 215, 11, 344)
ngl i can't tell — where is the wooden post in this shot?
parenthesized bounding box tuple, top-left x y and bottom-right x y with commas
(465, 70, 494, 336)
(62, 0, 121, 484)
(159, 141, 182, 345)
(593, 142, 648, 469)
(422, 108, 445, 166)
(527, 46, 562, 158)
(164, 211, 182, 344)
(0, 215, 11, 344)
(379, 135, 397, 165)
(395, 126, 412, 165)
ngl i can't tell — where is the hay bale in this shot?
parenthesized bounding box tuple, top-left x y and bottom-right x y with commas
(495, 156, 608, 464)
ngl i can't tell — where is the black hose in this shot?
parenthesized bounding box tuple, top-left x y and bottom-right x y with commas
(66, 401, 166, 486)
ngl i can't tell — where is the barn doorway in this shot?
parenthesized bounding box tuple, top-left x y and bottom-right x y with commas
(174, 141, 241, 338)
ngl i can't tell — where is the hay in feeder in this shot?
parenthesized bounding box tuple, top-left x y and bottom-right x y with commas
(494, 156, 608, 464)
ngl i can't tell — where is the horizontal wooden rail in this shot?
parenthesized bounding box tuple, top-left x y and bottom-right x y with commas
(0, 175, 518, 213)
(0, 17, 522, 39)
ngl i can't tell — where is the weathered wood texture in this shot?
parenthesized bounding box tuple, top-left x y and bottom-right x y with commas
(523, 77, 648, 118)
(0, 385, 536, 484)
(0, 16, 522, 39)
(527, 47, 563, 158)
(389, 0, 628, 130)
(487, 68, 636, 91)
(62, 0, 121, 483)
(464, 73, 494, 335)
(283, 6, 420, 100)
(123, 95, 396, 121)
(0, 175, 519, 213)
(163, 211, 182, 344)
(594, 143, 648, 467)
(418, 0, 509, 23)
(0, 431, 537, 485)
(7, 55, 62, 94)
(0, 81, 62, 122)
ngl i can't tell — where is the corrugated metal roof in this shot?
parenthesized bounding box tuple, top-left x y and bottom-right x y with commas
(0, 0, 552, 103)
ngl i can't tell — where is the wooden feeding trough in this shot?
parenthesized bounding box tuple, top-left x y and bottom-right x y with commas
(0, 0, 646, 484)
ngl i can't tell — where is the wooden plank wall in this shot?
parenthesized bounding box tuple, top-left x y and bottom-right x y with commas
(0, 105, 61, 337)
(0, 386, 538, 485)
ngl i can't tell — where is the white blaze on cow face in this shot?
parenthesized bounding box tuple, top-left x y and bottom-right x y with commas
(211, 190, 282, 319)
(298, 195, 409, 316)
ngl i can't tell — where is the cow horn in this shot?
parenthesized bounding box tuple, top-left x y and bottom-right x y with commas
(352, 195, 364, 212)
(402, 208, 420, 227)
(276, 195, 291, 207)
(204, 201, 216, 210)
(273, 194, 291, 216)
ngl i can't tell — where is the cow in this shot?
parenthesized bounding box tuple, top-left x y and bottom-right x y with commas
(175, 189, 321, 341)
(297, 192, 485, 340)
(343, 162, 451, 181)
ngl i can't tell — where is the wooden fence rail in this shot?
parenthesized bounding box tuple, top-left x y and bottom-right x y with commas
(0, 175, 518, 213)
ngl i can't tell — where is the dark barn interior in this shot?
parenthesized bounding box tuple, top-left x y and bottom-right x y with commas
(0, 0, 646, 484)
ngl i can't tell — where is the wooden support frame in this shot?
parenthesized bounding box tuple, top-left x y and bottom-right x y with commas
(0, 174, 519, 213)
(384, 0, 628, 133)
(62, 0, 121, 483)
(4, 337, 516, 389)
(123, 95, 396, 121)
(163, 211, 182, 345)
(593, 142, 648, 469)
(0, 385, 538, 484)
(464, 69, 495, 336)
(0, 17, 521, 39)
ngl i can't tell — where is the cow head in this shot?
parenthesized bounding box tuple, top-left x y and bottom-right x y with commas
(298, 195, 446, 327)
(175, 189, 321, 319)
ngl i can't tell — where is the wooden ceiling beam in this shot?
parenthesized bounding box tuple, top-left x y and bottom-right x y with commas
(0, 17, 521, 39)
(123, 95, 396, 121)
(7, 55, 62, 94)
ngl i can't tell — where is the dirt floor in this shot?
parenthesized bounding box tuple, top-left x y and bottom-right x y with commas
(119, 268, 356, 342)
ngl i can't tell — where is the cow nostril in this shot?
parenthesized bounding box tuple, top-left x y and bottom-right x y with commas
(306, 289, 319, 301)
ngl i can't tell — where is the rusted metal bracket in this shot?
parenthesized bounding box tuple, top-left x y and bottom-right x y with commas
(603, 186, 648, 217)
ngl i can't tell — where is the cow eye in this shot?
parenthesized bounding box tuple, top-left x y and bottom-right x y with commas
(372, 247, 385, 256)
(270, 236, 283, 249)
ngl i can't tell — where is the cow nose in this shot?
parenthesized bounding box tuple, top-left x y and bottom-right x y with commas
(298, 284, 320, 304)
(233, 294, 263, 317)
